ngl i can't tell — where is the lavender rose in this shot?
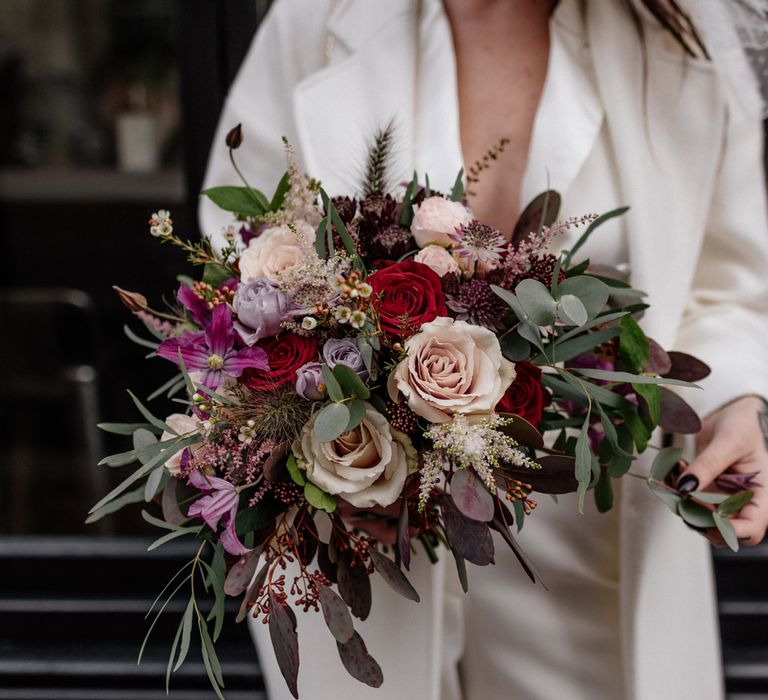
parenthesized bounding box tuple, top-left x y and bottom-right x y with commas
(387, 316, 516, 423)
(322, 338, 369, 381)
(411, 196, 473, 248)
(295, 361, 325, 400)
(233, 278, 292, 346)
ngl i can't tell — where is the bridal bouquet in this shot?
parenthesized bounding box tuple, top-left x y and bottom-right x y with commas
(91, 126, 754, 698)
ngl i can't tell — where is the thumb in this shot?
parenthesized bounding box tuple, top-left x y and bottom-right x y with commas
(677, 434, 743, 494)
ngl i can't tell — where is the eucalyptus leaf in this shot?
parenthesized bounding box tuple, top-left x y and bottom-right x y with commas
(85, 483, 145, 523)
(573, 368, 699, 389)
(634, 382, 661, 428)
(515, 278, 557, 326)
(575, 413, 593, 512)
(713, 512, 739, 552)
(544, 327, 620, 365)
(224, 549, 261, 596)
(558, 294, 588, 326)
(333, 364, 371, 399)
(648, 480, 681, 514)
(500, 331, 531, 361)
(659, 388, 702, 434)
(618, 315, 649, 373)
(368, 548, 420, 602)
(268, 591, 300, 698)
(691, 492, 729, 505)
(337, 632, 384, 689)
(556, 276, 610, 320)
(450, 168, 465, 201)
(322, 365, 343, 402)
(304, 481, 337, 513)
(718, 490, 753, 516)
(678, 499, 716, 528)
(345, 399, 367, 432)
(450, 469, 495, 522)
(314, 402, 351, 442)
(649, 447, 682, 482)
(97, 421, 158, 436)
(318, 583, 354, 643)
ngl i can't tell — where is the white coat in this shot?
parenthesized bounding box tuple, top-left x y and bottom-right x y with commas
(200, 1, 768, 698)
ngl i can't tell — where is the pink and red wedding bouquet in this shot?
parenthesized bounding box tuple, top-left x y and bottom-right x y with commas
(92, 126, 755, 698)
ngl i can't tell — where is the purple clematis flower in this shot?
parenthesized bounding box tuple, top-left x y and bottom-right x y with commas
(157, 303, 269, 389)
(187, 469, 249, 556)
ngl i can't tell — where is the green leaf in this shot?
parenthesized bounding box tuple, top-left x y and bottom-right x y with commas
(127, 390, 175, 433)
(286, 454, 306, 486)
(555, 276, 610, 320)
(148, 526, 198, 551)
(575, 412, 593, 512)
(563, 206, 629, 267)
(85, 483, 145, 523)
(594, 469, 614, 513)
(450, 168, 465, 201)
(321, 365, 343, 402)
(333, 364, 371, 400)
(544, 327, 620, 365)
(621, 409, 651, 452)
(713, 512, 739, 552)
(315, 216, 329, 258)
(490, 284, 526, 320)
(165, 610, 184, 693)
(515, 279, 557, 326)
(691, 492, 730, 504)
(202, 546, 227, 641)
(314, 402, 351, 442)
(634, 382, 661, 427)
(566, 258, 591, 277)
(325, 191, 359, 258)
(304, 481, 337, 513)
(650, 447, 682, 482)
(648, 480, 681, 513)
(678, 499, 716, 528)
(558, 294, 588, 326)
(399, 171, 419, 226)
(124, 324, 159, 350)
(201, 185, 266, 216)
(606, 423, 635, 477)
(499, 331, 531, 361)
(619, 315, 649, 373)
(202, 263, 232, 288)
(573, 368, 699, 389)
(147, 374, 186, 402)
(345, 399, 367, 431)
(269, 171, 291, 211)
(545, 370, 634, 411)
(198, 618, 226, 698)
(97, 421, 158, 436)
(144, 465, 167, 502)
(718, 490, 753, 516)
(173, 598, 195, 673)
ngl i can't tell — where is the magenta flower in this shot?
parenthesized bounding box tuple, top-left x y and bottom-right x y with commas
(157, 303, 269, 389)
(177, 279, 238, 327)
(187, 469, 249, 556)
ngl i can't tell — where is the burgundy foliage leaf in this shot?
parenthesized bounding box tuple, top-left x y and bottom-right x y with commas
(663, 351, 711, 382)
(491, 500, 541, 584)
(224, 548, 261, 596)
(511, 190, 561, 246)
(262, 440, 291, 482)
(236, 561, 269, 623)
(368, 548, 420, 602)
(294, 516, 319, 567)
(659, 388, 702, 434)
(645, 339, 672, 375)
(451, 547, 469, 593)
(337, 552, 372, 621)
(497, 412, 544, 449)
(268, 591, 300, 699)
(317, 583, 354, 644)
(336, 632, 384, 688)
(440, 497, 495, 566)
(506, 455, 579, 494)
(450, 469, 495, 522)
(317, 542, 338, 583)
(397, 499, 411, 571)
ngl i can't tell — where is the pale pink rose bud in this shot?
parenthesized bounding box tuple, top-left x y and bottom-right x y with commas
(413, 245, 461, 277)
(411, 196, 473, 248)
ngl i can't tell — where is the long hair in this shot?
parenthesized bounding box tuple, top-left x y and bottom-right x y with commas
(634, 0, 709, 58)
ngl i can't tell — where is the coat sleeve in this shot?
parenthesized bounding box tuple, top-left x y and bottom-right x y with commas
(675, 114, 768, 417)
(198, 0, 330, 243)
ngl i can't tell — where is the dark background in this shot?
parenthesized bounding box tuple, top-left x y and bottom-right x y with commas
(0, 2, 766, 699)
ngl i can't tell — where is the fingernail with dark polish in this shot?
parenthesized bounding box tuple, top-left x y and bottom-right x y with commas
(677, 474, 699, 495)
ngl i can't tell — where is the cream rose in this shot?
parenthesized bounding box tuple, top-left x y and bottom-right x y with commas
(388, 317, 516, 423)
(161, 413, 201, 475)
(293, 403, 417, 508)
(239, 222, 314, 283)
(411, 196, 472, 248)
(413, 245, 461, 277)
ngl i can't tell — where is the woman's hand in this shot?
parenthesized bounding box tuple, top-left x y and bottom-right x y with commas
(677, 395, 768, 546)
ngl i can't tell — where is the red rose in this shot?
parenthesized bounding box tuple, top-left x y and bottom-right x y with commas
(243, 333, 318, 391)
(496, 361, 551, 426)
(369, 259, 448, 338)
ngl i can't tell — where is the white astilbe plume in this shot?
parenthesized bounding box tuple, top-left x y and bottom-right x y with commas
(265, 139, 323, 228)
(419, 414, 539, 511)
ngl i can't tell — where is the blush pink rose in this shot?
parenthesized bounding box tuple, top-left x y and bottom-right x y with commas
(238, 222, 314, 283)
(387, 317, 516, 423)
(411, 196, 473, 248)
(413, 245, 461, 277)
